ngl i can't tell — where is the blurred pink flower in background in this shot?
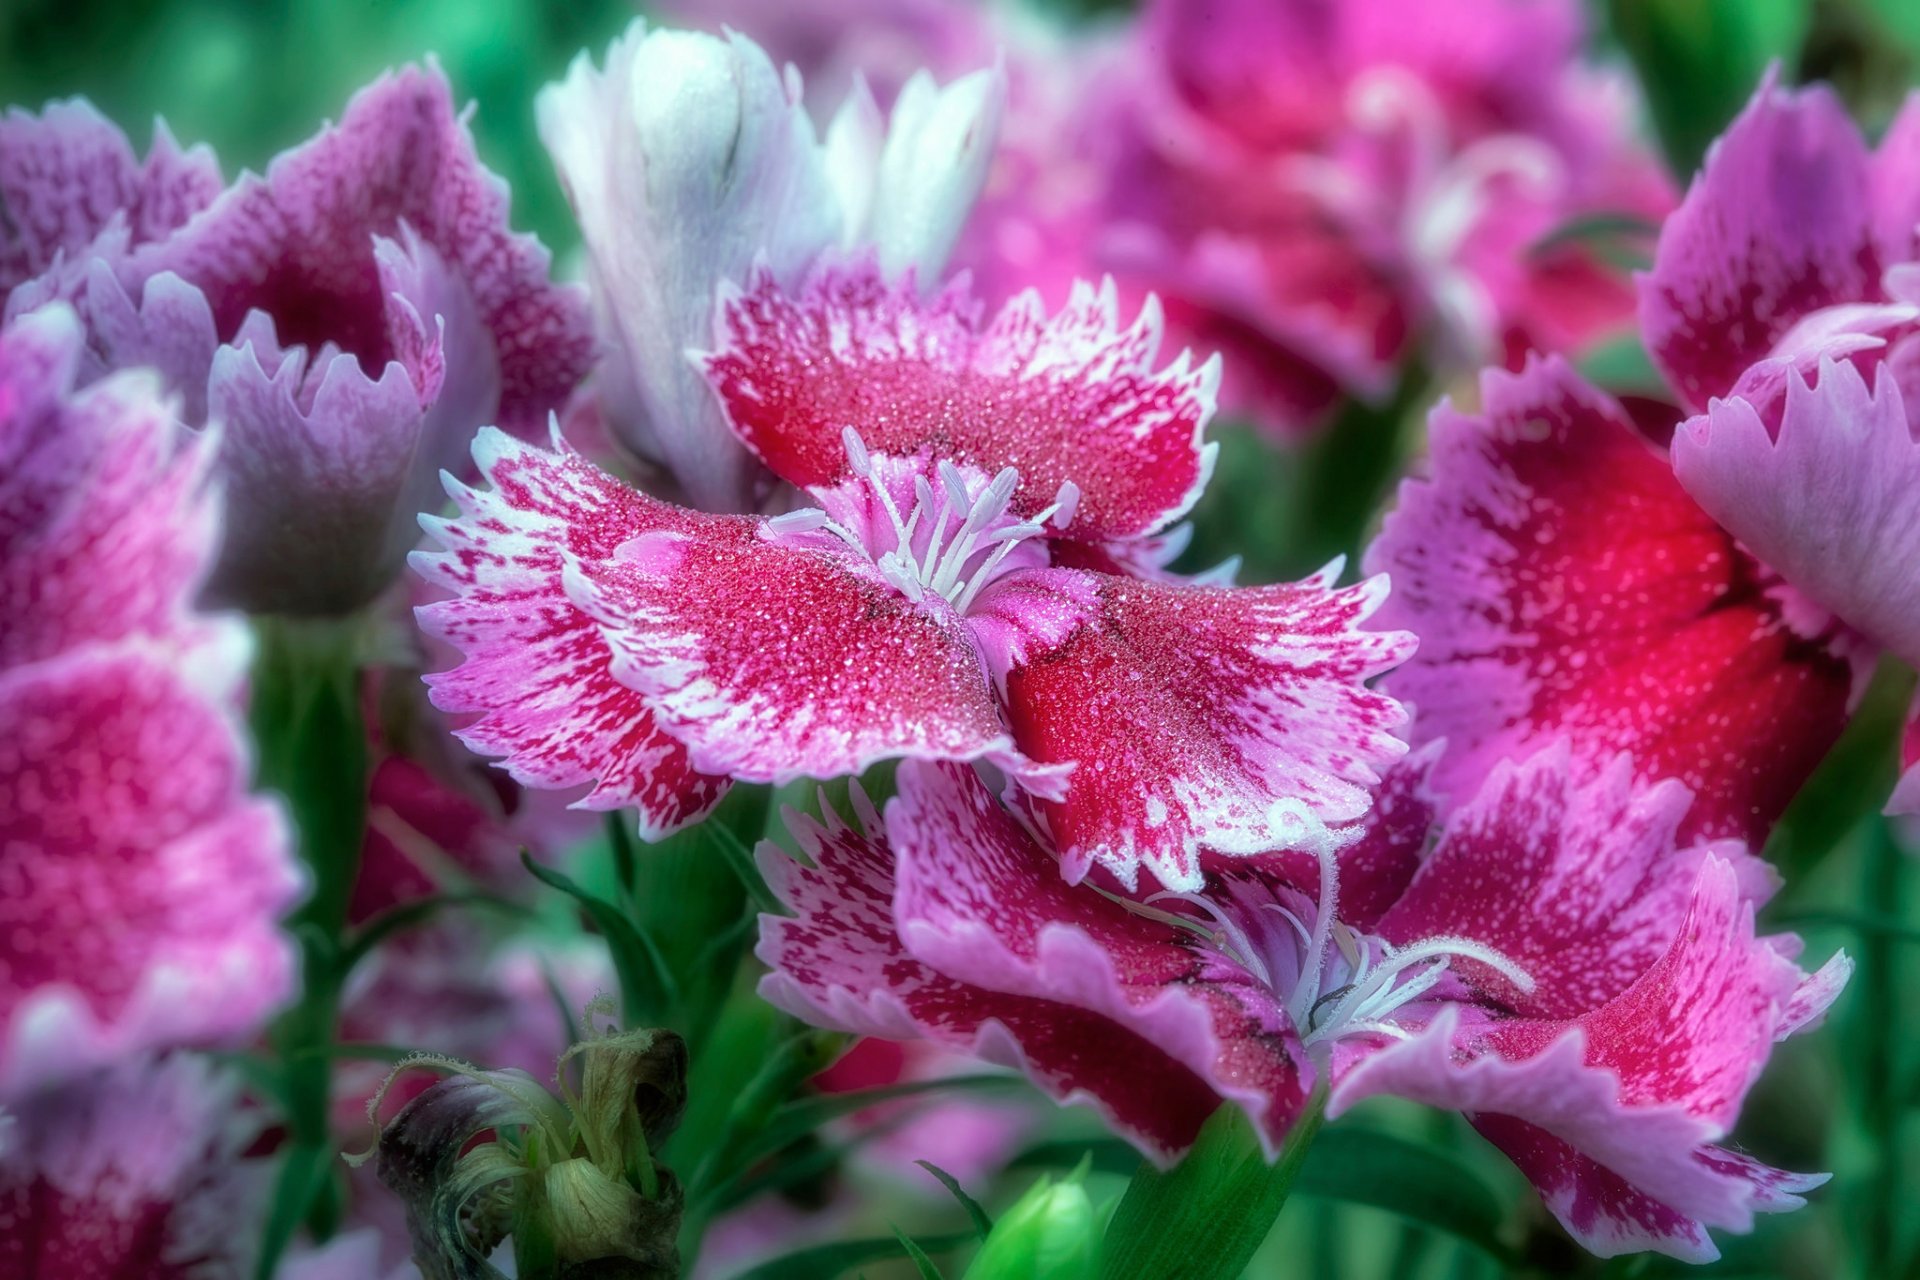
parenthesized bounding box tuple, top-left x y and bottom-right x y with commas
(0, 67, 592, 615)
(0, 305, 299, 1098)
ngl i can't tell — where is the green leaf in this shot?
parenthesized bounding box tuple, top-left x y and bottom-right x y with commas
(734, 1075, 1026, 1172)
(733, 1231, 977, 1280)
(916, 1160, 994, 1241)
(338, 890, 533, 972)
(894, 1225, 948, 1280)
(1765, 658, 1916, 883)
(1290, 1127, 1513, 1265)
(1022, 1126, 1515, 1266)
(521, 851, 680, 1025)
(1605, 0, 1808, 177)
(1095, 1089, 1327, 1280)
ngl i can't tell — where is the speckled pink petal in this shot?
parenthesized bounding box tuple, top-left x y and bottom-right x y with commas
(1365, 356, 1858, 848)
(412, 428, 731, 837)
(121, 63, 590, 434)
(754, 788, 1271, 1164)
(1673, 358, 1920, 671)
(568, 527, 1023, 786)
(0, 100, 221, 304)
(890, 760, 1312, 1155)
(1378, 747, 1775, 1018)
(0, 1055, 263, 1274)
(0, 643, 300, 1095)
(1003, 570, 1413, 892)
(1641, 78, 1881, 411)
(0, 309, 220, 668)
(702, 259, 1220, 542)
(1337, 858, 1838, 1262)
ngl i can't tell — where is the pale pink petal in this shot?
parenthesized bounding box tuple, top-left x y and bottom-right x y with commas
(1365, 356, 1858, 847)
(0, 101, 221, 303)
(123, 63, 590, 434)
(0, 1055, 264, 1275)
(1871, 92, 1920, 271)
(1641, 78, 1881, 410)
(890, 760, 1311, 1154)
(754, 790, 1266, 1163)
(1003, 571, 1413, 892)
(1378, 747, 1775, 1017)
(0, 309, 220, 668)
(568, 527, 1021, 786)
(412, 428, 730, 837)
(702, 259, 1220, 541)
(1672, 358, 1920, 670)
(1337, 858, 1833, 1261)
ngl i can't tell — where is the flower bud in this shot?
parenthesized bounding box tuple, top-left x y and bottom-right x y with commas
(962, 1170, 1098, 1280)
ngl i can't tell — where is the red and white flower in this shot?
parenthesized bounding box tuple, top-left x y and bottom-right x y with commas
(757, 745, 1844, 1262)
(416, 260, 1411, 889)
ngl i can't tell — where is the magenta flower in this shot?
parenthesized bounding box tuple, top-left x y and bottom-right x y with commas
(1637, 78, 1920, 809)
(1365, 356, 1861, 849)
(3, 66, 592, 615)
(416, 260, 1410, 888)
(0, 1054, 265, 1275)
(757, 746, 1844, 1261)
(0, 305, 300, 1096)
(1090, 0, 1672, 434)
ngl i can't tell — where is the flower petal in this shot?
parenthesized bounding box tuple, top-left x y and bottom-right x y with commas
(754, 786, 1277, 1163)
(0, 1055, 263, 1273)
(567, 526, 1022, 786)
(1365, 356, 1857, 847)
(701, 259, 1220, 541)
(1672, 357, 1920, 671)
(0, 643, 300, 1095)
(123, 63, 589, 433)
(1337, 857, 1833, 1261)
(0, 307, 221, 668)
(1004, 570, 1413, 892)
(537, 19, 842, 510)
(1641, 78, 1881, 410)
(1378, 746, 1776, 1018)
(412, 428, 731, 836)
(890, 760, 1311, 1154)
(0, 100, 220, 304)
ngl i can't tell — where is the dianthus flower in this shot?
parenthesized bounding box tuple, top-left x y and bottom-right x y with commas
(1370, 76, 1920, 835)
(758, 745, 1846, 1261)
(1095, 0, 1672, 434)
(416, 260, 1411, 889)
(0, 305, 298, 1095)
(0, 67, 593, 615)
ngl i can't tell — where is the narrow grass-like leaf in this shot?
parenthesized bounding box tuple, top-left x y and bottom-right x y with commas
(894, 1224, 948, 1279)
(916, 1160, 994, 1240)
(521, 851, 679, 1024)
(733, 1231, 977, 1280)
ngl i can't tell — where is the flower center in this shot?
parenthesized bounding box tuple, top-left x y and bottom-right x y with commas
(767, 428, 1079, 613)
(1132, 835, 1533, 1056)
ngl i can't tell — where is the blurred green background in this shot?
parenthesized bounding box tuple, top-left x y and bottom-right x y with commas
(9, 1, 1920, 1277)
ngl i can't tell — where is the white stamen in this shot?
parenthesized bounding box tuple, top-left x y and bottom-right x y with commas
(841, 425, 872, 477)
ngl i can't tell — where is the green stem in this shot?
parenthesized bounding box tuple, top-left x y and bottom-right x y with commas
(1860, 820, 1904, 1278)
(1094, 1086, 1329, 1280)
(250, 616, 371, 1279)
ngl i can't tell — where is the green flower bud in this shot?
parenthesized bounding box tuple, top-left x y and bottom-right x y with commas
(963, 1171, 1098, 1280)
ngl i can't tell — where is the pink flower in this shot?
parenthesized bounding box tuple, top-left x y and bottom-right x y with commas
(757, 746, 1845, 1262)
(0, 305, 300, 1097)
(537, 18, 1003, 512)
(1365, 356, 1862, 849)
(1090, 0, 1673, 435)
(1639, 78, 1920, 810)
(3, 67, 593, 615)
(416, 260, 1411, 889)
(0, 1054, 267, 1275)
